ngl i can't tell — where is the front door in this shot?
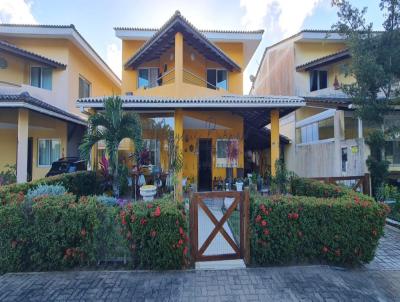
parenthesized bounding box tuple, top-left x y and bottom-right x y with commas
(27, 137, 33, 182)
(198, 139, 212, 191)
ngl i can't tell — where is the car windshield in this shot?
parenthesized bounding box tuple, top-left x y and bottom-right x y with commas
(50, 162, 70, 172)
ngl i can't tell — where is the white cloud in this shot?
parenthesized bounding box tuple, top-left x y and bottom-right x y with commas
(0, 0, 37, 24)
(106, 43, 122, 79)
(240, 0, 322, 35)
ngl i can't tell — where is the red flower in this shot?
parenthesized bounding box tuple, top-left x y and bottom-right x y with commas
(178, 239, 183, 246)
(287, 213, 293, 219)
(292, 213, 299, 220)
(263, 229, 270, 236)
(147, 203, 153, 209)
(255, 215, 262, 223)
(80, 228, 87, 237)
(372, 229, 377, 236)
(120, 210, 126, 218)
(150, 230, 157, 238)
(154, 206, 161, 217)
(179, 227, 184, 236)
(183, 246, 188, 255)
(140, 218, 147, 225)
(335, 249, 341, 257)
(176, 220, 180, 226)
(322, 246, 328, 253)
(121, 217, 127, 225)
(261, 220, 267, 227)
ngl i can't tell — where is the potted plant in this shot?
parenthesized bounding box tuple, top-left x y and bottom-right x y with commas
(235, 177, 244, 192)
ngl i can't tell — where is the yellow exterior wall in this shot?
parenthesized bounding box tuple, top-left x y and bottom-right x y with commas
(120, 37, 244, 95)
(0, 109, 67, 180)
(0, 52, 26, 86)
(182, 110, 244, 184)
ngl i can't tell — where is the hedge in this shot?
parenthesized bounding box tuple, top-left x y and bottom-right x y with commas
(251, 194, 388, 266)
(118, 194, 189, 270)
(0, 193, 187, 273)
(0, 171, 102, 203)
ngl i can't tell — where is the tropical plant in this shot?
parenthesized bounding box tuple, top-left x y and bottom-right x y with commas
(79, 96, 142, 197)
(0, 164, 16, 186)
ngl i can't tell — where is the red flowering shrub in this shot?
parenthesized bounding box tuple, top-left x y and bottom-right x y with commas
(119, 196, 188, 270)
(251, 194, 387, 266)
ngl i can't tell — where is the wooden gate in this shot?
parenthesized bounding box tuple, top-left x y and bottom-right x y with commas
(189, 189, 250, 263)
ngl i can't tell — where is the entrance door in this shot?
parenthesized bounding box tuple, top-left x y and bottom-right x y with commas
(198, 139, 212, 191)
(27, 137, 33, 182)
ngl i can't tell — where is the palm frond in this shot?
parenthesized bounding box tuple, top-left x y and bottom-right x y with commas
(79, 129, 105, 161)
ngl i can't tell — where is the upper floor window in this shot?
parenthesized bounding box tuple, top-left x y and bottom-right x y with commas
(310, 70, 327, 92)
(30, 66, 52, 90)
(207, 69, 228, 90)
(296, 113, 335, 144)
(79, 76, 91, 98)
(138, 67, 159, 89)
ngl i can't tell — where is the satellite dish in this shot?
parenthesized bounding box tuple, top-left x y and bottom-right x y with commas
(249, 75, 255, 82)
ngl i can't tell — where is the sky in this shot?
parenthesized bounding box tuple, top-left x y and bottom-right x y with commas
(0, 0, 385, 93)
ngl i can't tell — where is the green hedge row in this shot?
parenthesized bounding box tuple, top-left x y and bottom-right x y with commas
(0, 193, 187, 273)
(118, 195, 189, 270)
(251, 194, 388, 266)
(0, 171, 102, 203)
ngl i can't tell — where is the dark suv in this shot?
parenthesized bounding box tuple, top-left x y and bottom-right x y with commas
(45, 157, 87, 177)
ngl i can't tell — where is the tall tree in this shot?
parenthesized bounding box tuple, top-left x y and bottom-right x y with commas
(79, 96, 142, 197)
(332, 0, 400, 197)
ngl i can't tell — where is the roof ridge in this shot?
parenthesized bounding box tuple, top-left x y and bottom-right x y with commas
(114, 26, 264, 34)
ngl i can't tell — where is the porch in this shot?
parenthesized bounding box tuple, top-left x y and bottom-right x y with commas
(77, 94, 305, 199)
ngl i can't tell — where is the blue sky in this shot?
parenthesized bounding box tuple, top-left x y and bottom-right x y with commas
(0, 0, 385, 92)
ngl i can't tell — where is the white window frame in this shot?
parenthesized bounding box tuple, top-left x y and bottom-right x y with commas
(79, 75, 91, 98)
(215, 139, 238, 168)
(206, 68, 228, 90)
(37, 138, 61, 167)
(309, 69, 328, 92)
(296, 109, 335, 145)
(137, 67, 159, 89)
(30, 66, 52, 90)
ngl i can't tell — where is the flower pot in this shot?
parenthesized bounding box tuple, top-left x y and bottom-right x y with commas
(236, 182, 243, 192)
(140, 185, 157, 201)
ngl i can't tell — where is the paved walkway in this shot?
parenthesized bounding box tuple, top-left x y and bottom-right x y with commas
(1, 225, 400, 302)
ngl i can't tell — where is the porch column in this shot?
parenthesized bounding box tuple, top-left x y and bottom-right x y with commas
(17, 109, 29, 183)
(270, 109, 280, 176)
(175, 108, 184, 201)
(174, 32, 183, 89)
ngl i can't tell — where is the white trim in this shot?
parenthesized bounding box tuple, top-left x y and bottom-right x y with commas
(37, 138, 61, 168)
(0, 102, 86, 125)
(296, 138, 335, 146)
(0, 25, 121, 87)
(296, 109, 335, 128)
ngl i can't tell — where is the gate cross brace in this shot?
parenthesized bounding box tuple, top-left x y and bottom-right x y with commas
(197, 197, 240, 256)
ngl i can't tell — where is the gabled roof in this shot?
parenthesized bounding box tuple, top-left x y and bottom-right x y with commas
(296, 49, 350, 71)
(0, 24, 121, 86)
(0, 40, 66, 69)
(124, 11, 241, 71)
(0, 91, 86, 125)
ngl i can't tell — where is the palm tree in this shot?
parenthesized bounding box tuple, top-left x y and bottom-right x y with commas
(79, 96, 142, 197)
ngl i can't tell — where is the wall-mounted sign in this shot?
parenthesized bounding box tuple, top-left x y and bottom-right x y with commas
(351, 146, 359, 154)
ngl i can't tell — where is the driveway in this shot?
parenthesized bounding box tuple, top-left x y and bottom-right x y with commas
(0, 225, 400, 302)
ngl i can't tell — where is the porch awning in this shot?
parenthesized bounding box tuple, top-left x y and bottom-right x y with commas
(296, 49, 350, 72)
(77, 94, 305, 129)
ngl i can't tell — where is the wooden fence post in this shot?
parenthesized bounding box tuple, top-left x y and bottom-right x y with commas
(243, 188, 251, 266)
(363, 173, 372, 196)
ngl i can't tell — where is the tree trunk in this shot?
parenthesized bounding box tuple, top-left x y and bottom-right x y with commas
(111, 146, 120, 198)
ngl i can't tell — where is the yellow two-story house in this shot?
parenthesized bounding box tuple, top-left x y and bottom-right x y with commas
(0, 24, 121, 182)
(77, 11, 305, 195)
(251, 29, 400, 185)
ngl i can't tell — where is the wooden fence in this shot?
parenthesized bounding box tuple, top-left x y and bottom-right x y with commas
(310, 173, 371, 196)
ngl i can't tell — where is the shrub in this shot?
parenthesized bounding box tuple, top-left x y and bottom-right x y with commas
(119, 198, 188, 270)
(251, 194, 388, 266)
(0, 171, 102, 203)
(0, 194, 114, 273)
(96, 195, 117, 206)
(0, 164, 16, 186)
(25, 184, 66, 203)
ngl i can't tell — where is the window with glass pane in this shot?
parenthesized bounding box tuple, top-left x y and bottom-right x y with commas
(207, 69, 228, 90)
(318, 117, 334, 140)
(310, 70, 328, 91)
(138, 68, 159, 89)
(30, 67, 53, 90)
(385, 141, 400, 165)
(297, 117, 334, 144)
(344, 116, 358, 139)
(143, 139, 160, 167)
(38, 139, 60, 166)
(79, 77, 91, 98)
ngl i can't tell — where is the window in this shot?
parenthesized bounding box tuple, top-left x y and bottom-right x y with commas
(344, 115, 358, 139)
(38, 139, 60, 166)
(30, 66, 52, 90)
(138, 68, 159, 89)
(143, 139, 160, 167)
(385, 141, 400, 165)
(79, 77, 91, 98)
(310, 70, 327, 92)
(216, 139, 238, 167)
(207, 69, 228, 90)
(296, 117, 334, 144)
(341, 147, 348, 172)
